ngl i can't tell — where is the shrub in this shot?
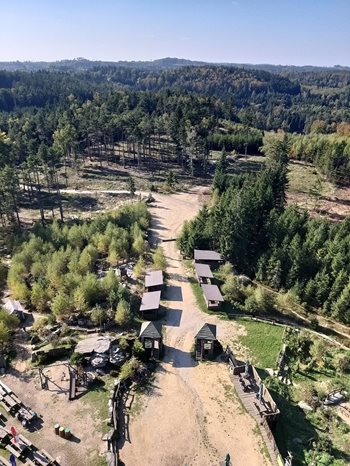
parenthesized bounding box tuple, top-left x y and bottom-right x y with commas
(70, 352, 85, 366)
(51, 292, 72, 319)
(91, 305, 108, 326)
(152, 246, 167, 271)
(32, 316, 49, 334)
(118, 336, 129, 350)
(115, 299, 132, 327)
(132, 339, 145, 357)
(218, 262, 233, 281)
(134, 256, 145, 279)
(222, 275, 245, 304)
(119, 357, 140, 381)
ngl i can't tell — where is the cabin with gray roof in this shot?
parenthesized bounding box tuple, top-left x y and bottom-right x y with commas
(195, 323, 217, 360)
(201, 284, 224, 309)
(194, 249, 222, 267)
(194, 263, 213, 284)
(139, 321, 163, 359)
(2, 299, 27, 321)
(145, 270, 163, 292)
(139, 290, 161, 320)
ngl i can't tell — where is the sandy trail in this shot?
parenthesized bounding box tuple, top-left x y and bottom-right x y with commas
(119, 188, 269, 466)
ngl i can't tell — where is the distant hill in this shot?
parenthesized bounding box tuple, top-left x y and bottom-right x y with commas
(0, 57, 349, 73)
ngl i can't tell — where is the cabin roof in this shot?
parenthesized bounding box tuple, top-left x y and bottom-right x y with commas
(195, 263, 214, 278)
(194, 249, 222, 262)
(140, 291, 161, 312)
(139, 321, 162, 339)
(196, 323, 217, 340)
(145, 270, 163, 288)
(3, 299, 26, 314)
(75, 336, 111, 355)
(201, 284, 224, 302)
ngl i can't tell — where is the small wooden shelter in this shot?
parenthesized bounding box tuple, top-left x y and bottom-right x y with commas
(195, 323, 217, 361)
(201, 284, 224, 309)
(145, 270, 163, 292)
(139, 321, 163, 359)
(194, 263, 213, 284)
(139, 291, 161, 320)
(194, 249, 222, 267)
(2, 299, 27, 321)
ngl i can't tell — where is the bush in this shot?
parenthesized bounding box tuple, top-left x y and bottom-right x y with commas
(32, 316, 49, 334)
(132, 339, 145, 357)
(222, 275, 245, 304)
(255, 287, 276, 313)
(115, 299, 132, 327)
(91, 305, 108, 326)
(336, 353, 350, 374)
(218, 262, 233, 281)
(51, 292, 72, 319)
(70, 352, 85, 366)
(0, 321, 10, 346)
(303, 384, 319, 410)
(0, 261, 8, 291)
(134, 257, 145, 279)
(119, 357, 140, 381)
(118, 336, 129, 350)
(152, 246, 167, 271)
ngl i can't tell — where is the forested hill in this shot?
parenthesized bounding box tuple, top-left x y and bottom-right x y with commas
(0, 57, 349, 73)
(1, 65, 350, 133)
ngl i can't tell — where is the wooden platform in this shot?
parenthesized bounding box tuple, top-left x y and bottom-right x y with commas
(230, 371, 281, 465)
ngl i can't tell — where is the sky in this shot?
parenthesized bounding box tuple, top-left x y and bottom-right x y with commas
(1, 0, 349, 66)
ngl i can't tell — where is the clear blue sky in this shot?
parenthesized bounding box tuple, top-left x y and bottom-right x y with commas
(1, 0, 349, 66)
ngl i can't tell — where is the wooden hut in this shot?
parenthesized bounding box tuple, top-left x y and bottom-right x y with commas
(139, 291, 161, 320)
(201, 284, 224, 309)
(139, 321, 163, 359)
(2, 299, 27, 321)
(145, 270, 163, 292)
(195, 323, 217, 360)
(194, 263, 213, 284)
(194, 249, 222, 267)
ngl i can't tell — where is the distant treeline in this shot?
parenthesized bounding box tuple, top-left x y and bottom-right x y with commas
(289, 129, 350, 184)
(208, 128, 263, 154)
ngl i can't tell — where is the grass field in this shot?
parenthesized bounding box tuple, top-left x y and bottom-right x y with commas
(82, 376, 114, 435)
(236, 318, 285, 368)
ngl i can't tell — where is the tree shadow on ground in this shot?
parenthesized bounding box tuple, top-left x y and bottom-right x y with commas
(150, 215, 168, 231)
(75, 378, 106, 400)
(269, 387, 318, 464)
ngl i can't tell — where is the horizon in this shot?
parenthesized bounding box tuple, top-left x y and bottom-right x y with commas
(1, 56, 349, 69)
(1, 0, 350, 67)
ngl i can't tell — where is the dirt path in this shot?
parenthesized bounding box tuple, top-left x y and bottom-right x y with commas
(119, 188, 270, 466)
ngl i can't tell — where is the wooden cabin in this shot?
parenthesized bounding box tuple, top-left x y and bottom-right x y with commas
(3, 299, 27, 321)
(194, 263, 213, 284)
(145, 270, 164, 292)
(194, 249, 222, 268)
(201, 284, 224, 309)
(195, 323, 217, 361)
(139, 291, 161, 320)
(139, 321, 163, 359)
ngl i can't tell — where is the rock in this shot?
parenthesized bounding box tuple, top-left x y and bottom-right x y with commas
(298, 400, 313, 412)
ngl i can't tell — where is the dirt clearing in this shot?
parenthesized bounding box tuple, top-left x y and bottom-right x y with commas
(119, 188, 271, 466)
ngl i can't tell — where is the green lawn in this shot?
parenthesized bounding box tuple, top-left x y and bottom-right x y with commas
(237, 318, 284, 368)
(82, 377, 114, 434)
